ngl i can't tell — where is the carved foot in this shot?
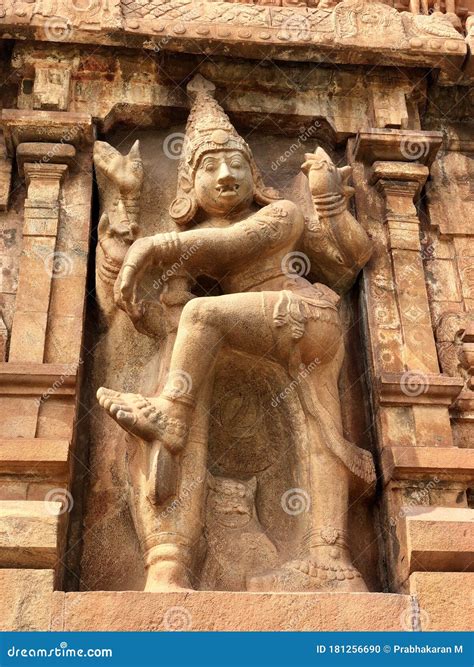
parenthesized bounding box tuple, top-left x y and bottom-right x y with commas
(145, 560, 193, 593)
(246, 559, 368, 593)
(97, 387, 188, 453)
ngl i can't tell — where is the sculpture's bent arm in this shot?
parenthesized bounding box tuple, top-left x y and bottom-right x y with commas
(93, 141, 144, 320)
(301, 150, 372, 293)
(114, 200, 304, 313)
(183, 200, 305, 273)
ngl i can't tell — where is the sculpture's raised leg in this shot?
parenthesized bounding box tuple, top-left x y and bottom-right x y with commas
(98, 290, 368, 591)
(97, 292, 280, 446)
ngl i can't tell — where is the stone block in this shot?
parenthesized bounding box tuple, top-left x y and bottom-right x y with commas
(9, 311, 48, 363)
(54, 591, 412, 632)
(382, 446, 474, 483)
(0, 500, 60, 568)
(0, 396, 39, 438)
(406, 507, 474, 573)
(0, 438, 69, 476)
(409, 572, 474, 631)
(0, 569, 54, 631)
(36, 397, 75, 440)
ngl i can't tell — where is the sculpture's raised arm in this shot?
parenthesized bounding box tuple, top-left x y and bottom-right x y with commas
(301, 148, 372, 293)
(93, 140, 144, 319)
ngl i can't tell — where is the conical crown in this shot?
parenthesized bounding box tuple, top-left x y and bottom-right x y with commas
(182, 74, 252, 171)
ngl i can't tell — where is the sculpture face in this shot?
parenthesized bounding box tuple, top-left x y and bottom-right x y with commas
(194, 149, 254, 217)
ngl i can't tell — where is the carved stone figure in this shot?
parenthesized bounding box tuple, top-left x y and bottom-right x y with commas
(436, 311, 474, 389)
(93, 74, 375, 594)
(200, 475, 279, 591)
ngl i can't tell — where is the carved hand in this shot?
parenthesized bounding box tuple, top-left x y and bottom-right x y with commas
(94, 140, 144, 197)
(98, 200, 139, 268)
(114, 236, 156, 320)
(301, 150, 354, 199)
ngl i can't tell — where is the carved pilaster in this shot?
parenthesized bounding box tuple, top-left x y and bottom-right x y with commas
(351, 130, 461, 451)
(349, 128, 469, 591)
(0, 112, 93, 593)
(371, 161, 438, 375)
(9, 147, 72, 365)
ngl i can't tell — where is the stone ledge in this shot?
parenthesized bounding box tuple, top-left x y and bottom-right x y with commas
(0, 438, 69, 476)
(49, 591, 413, 631)
(352, 129, 443, 166)
(17, 142, 77, 177)
(382, 446, 474, 483)
(0, 500, 60, 568)
(0, 362, 77, 395)
(409, 572, 474, 631)
(0, 3, 468, 85)
(377, 372, 464, 407)
(406, 507, 474, 574)
(0, 110, 93, 156)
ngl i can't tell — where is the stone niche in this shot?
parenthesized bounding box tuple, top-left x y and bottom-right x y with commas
(76, 126, 380, 593)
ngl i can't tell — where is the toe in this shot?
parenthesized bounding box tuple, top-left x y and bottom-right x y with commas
(97, 387, 119, 399)
(117, 410, 136, 426)
(110, 403, 129, 417)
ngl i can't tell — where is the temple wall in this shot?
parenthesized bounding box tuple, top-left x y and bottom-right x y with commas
(0, 0, 472, 631)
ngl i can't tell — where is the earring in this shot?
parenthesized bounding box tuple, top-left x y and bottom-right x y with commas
(169, 195, 197, 225)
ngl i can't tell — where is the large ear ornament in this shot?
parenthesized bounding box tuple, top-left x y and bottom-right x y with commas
(169, 195, 197, 225)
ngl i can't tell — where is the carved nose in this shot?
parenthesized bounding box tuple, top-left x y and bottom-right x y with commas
(216, 163, 233, 184)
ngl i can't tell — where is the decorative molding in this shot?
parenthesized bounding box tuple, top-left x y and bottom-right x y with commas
(0, 362, 77, 395)
(0, 438, 69, 476)
(352, 128, 443, 166)
(378, 372, 465, 406)
(382, 446, 474, 482)
(0, 110, 93, 157)
(0, 1, 468, 83)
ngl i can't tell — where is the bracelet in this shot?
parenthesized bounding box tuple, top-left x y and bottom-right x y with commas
(153, 231, 181, 253)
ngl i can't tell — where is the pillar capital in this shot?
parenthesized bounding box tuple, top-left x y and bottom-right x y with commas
(370, 161, 429, 198)
(351, 128, 442, 167)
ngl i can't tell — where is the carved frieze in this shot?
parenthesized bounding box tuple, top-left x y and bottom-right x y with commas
(0, 1, 468, 83)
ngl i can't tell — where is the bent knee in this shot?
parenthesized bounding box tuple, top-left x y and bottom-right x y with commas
(299, 319, 343, 367)
(180, 297, 220, 327)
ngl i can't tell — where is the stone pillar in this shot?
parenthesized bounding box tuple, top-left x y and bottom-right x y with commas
(0, 111, 93, 600)
(9, 146, 73, 364)
(349, 129, 472, 591)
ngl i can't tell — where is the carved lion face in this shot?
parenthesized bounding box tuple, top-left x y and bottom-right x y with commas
(194, 150, 254, 217)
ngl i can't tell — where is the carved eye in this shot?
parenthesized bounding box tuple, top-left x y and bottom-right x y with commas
(230, 159, 243, 169)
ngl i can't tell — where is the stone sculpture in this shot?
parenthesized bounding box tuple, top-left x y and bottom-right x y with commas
(200, 475, 279, 591)
(93, 74, 375, 594)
